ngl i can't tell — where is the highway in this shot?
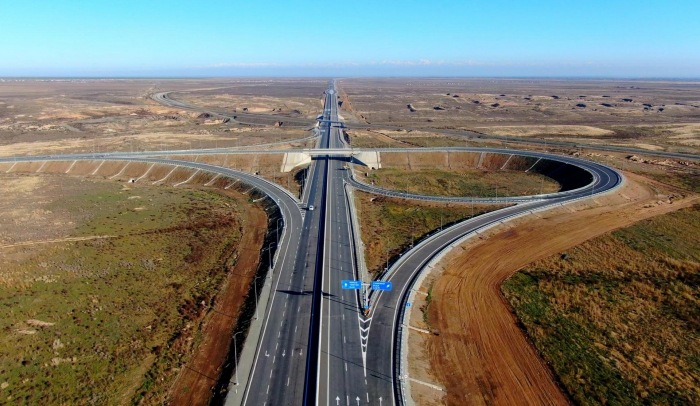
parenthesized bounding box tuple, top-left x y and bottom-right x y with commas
(316, 82, 377, 406)
(152, 91, 318, 128)
(314, 86, 621, 406)
(1, 81, 626, 406)
(151, 89, 699, 162)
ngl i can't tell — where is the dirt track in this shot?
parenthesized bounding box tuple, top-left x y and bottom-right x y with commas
(415, 173, 699, 405)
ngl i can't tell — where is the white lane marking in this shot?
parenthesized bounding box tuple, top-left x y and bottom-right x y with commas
(242, 196, 298, 406)
(324, 157, 334, 406)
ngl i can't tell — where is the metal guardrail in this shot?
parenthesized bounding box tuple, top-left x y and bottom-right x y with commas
(343, 181, 370, 309)
(389, 168, 624, 406)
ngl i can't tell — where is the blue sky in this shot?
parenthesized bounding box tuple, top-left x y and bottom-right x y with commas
(1, 1, 698, 77)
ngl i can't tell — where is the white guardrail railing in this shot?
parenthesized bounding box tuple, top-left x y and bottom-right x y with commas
(390, 171, 624, 406)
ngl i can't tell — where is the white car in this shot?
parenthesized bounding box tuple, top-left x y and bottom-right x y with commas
(308, 205, 315, 211)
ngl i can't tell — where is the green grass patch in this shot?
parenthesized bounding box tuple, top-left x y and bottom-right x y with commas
(356, 191, 505, 275)
(0, 178, 250, 405)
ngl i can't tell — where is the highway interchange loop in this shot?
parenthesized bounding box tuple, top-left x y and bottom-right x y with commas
(0, 83, 624, 406)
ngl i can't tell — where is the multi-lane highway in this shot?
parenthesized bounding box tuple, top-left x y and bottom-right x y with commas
(0, 81, 628, 406)
(316, 83, 377, 406)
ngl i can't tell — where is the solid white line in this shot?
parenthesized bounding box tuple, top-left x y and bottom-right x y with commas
(324, 149, 335, 406)
(242, 195, 297, 405)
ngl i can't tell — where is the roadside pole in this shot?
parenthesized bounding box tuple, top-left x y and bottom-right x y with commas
(233, 331, 243, 385)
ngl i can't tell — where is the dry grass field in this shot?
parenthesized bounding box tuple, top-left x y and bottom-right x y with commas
(0, 173, 263, 405)
(337, 78, 700, 154)
(0, 78, 321, 156)
(503, 204, 700, 405)
(361, 168, 559, 197)
(174, 78, 327, 119)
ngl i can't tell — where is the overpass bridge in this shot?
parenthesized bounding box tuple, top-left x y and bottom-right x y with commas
(280, 149, 381, 171)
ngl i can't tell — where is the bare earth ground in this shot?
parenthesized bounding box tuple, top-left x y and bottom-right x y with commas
(346, 128, 501, 149)
(0, 169, 265, 405)
(407, 172, 699, 405)
(0, 78, 321, 156)
(337, 78, 700, 154)
(174, 78, 327, 119)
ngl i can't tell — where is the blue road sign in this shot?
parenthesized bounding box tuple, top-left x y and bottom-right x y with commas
(371, 281, 393, 291)
(341, 280, 362, 290)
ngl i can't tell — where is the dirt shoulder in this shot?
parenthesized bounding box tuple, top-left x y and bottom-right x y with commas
(409, 173, 699, 405)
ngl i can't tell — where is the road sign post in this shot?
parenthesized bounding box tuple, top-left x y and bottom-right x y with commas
(341, 280, 362, 290)
(371, 281, 393, 291)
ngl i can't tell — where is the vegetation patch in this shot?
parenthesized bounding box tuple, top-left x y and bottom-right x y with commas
(355, 191, 504, 275)
(362, 168, 559, 198)
(503, 204, 700, 405)
(0, 174, 253, 405)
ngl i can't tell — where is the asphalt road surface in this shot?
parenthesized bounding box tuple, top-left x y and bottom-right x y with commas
(1, 81, 626, 406)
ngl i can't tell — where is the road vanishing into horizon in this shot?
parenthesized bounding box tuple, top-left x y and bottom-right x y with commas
(0, 81, 627, 406)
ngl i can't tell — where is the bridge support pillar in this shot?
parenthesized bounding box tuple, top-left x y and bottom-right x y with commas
(280, 153, 312, 172)
(352, 151, 382, 170)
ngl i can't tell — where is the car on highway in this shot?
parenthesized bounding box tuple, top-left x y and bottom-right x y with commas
(308, 205, 314, 211)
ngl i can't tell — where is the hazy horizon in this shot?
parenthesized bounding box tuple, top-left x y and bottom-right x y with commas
(1, 1, 699, 78)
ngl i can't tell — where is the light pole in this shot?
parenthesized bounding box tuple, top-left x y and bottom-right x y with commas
(276, 218, 283, 246)
(233, 331, 243, 385)
(411, 216, 414, 248)
(252, 274, 271, 320)
(385, 245, 389, 271)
